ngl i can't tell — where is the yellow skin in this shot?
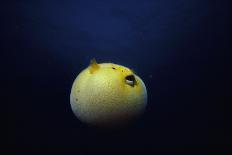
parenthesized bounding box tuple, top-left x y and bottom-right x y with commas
(70, 59, 147, 127)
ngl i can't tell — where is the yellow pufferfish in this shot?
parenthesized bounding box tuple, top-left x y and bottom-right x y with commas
(70, 59, 147, 127)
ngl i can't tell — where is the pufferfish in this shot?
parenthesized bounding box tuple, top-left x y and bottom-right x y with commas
(70, 59, 147, 127)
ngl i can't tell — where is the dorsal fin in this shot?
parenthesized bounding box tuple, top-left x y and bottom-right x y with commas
(89, 58, 100, 73)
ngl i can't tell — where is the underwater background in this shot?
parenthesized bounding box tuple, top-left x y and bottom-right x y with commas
(5, 0, 229, 154)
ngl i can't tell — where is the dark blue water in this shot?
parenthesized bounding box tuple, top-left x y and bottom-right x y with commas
(5, 0, 229, 153)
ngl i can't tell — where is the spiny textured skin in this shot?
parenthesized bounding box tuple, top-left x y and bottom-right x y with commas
(70, 62, 147, 127)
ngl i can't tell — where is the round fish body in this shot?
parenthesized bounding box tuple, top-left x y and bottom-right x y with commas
(70, 59, 147, 127)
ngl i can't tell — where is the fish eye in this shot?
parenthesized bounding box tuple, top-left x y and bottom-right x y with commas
(125, 75, 136, 86)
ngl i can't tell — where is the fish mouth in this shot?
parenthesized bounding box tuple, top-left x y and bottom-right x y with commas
(125, 74, 136, 87)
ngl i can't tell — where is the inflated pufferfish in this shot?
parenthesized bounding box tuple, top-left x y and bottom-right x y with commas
(70, 59, 147, 127)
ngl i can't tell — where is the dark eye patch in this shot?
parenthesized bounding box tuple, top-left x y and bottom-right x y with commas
(125, 75, 136, 87)
(125, 75, 135, 81)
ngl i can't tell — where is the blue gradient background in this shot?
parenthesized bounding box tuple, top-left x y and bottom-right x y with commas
(5, 0, 229, 154)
